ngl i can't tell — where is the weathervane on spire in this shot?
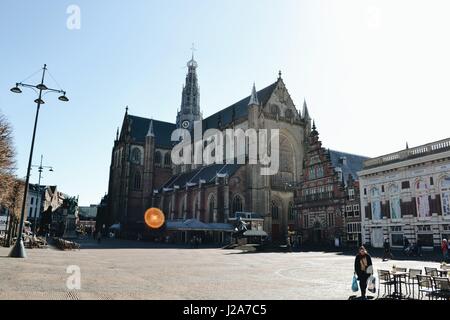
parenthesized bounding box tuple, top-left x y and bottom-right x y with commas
(191, 43, 196, 59)
(187, 43, 198, 68)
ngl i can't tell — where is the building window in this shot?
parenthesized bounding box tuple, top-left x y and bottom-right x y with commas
(440, 176, 450, 217)
(370, 187, 381, 220)
(270, 104, 280, 117)
(30, 197, 34, 205)
(415, 180, 430, 218)
(133, 171, 141, 190)
(346, 205, 353, 212)
(288, 202, 295, 221)
(232, 195, 243, 214)
(430, 177, 434, 186)
(29, 207, 33, 218)
(381, 185, 385, 193)
(353, 204, 360, 216)
(271, 201, 279, 220)
(364, 188, 367, 195)
(348, 189, 355, 200)
(402, 181, 410, 189)
(304, 214, 309, 228)
(316, 166, 324, 178)
(131, 148, 141, 164)
(155, 151, 162, 165)
(389, 184, 401, 219)
(164, 153, 171, 166)
(208, 196, 215, 223)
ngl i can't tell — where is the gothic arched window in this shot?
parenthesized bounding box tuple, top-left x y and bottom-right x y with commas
(288, 202, 295, 221)
(232, 195, 243, 214)
(164, 153, 171, 166)
(209, 196, 215, 223)
(271, 201, 279, 220)
(155, 151, 161, 164)
(133, 171, 141, 190)
(131, 148, 141, 164)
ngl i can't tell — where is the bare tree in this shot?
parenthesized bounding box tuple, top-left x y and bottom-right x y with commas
(0, 111, 16, 205)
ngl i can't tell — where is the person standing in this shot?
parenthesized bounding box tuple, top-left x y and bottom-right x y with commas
(442, 239, 448, 262)
(383, 238, 393, 261)
(354, 246, 373, 299)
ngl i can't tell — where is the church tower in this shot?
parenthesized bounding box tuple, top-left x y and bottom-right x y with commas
(176, 53, 202, 131)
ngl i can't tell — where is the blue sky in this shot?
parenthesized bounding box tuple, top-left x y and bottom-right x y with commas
(1, 0, 449, 205)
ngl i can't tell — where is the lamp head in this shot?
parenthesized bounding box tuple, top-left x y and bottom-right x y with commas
(10, 85, 22, 93)
(58, 93, 69, 102)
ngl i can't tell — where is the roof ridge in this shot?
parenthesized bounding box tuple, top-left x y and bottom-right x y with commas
(128, 114, 175, 125)
(203, 81, 277, 121)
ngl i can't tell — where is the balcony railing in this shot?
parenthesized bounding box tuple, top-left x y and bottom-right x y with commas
(363, 137, 450, 169)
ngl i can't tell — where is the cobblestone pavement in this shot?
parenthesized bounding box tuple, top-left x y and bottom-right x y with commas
(0, 239, 444, 300)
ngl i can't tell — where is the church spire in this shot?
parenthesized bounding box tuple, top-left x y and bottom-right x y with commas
(176, 50, 202, 130)
(302, 99, 310, 120)
(248, 82, 259, 106)
(147, 119, 155, 137)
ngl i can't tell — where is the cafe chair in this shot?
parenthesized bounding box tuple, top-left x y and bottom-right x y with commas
(424, 267, 438, 277)
(417, 274, 436, 300)
(377, 270, 395, 299)
(432, 277, 450, 300)
(406, 269, 422, 299)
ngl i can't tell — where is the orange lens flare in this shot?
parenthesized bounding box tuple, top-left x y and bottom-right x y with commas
(144, 208, 165, 229)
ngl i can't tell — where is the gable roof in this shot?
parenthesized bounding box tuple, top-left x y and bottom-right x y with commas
(329, 150, 369, 181)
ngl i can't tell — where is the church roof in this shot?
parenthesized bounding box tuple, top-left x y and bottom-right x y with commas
(202, 81, 278, 130)
(161, 163, 242, 190)
(127, 115, 176, 148)
(125, 80, 279, 147)
(329, 150, 368, 181)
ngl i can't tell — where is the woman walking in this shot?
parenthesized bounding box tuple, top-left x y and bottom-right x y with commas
(354, 246, 373, 299)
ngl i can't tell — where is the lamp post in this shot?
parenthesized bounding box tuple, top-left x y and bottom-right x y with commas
(9, 64, 68, 258)
(31, 155, 53, 235)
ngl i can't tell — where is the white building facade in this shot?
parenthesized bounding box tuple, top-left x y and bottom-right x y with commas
(358, 138, 450, 249)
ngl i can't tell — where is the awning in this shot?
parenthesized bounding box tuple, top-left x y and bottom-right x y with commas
(243, 229, 268, 237)
(109, 223, 121, 230)
(166, 219, 233, 232)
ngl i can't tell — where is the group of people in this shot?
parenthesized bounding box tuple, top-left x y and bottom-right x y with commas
(190, 235, 202, 248)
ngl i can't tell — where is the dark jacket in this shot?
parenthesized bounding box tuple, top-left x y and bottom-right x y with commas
(354, 254, 373, 279)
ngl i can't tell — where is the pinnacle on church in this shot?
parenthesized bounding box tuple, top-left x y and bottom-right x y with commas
(406, 142, 409, 149)
(116, 127, 119, 141)
(302, 99, 310, 120)
(248, 82, 259, 106)
(147, 119, 155, 137)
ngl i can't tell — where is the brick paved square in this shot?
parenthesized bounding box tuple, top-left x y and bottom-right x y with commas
(0, 239, 443, 300)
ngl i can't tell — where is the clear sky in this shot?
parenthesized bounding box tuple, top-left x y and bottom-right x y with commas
(1, 0, 449, 205)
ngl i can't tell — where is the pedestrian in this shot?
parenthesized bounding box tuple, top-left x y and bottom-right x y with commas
(441, 239, 448, 262)
(354, 246, 373, 299)
(97, 231, 102, 244)
(382, 238, 393, 261)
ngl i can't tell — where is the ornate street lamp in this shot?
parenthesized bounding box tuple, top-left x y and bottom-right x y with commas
(9, 64, 68, 258)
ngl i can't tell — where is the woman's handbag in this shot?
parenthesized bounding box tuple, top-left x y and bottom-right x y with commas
(352, 274, 359, 292)
(367, 275, 376, 293)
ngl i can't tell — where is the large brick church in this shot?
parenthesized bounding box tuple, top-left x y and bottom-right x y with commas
(106, 54, 366, 244)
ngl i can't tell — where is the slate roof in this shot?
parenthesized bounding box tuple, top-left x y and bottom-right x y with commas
(126, 81, 278, 147)
(202, 81, 278, 130)
(161, 163, 243, 190)
(329, 150, 369, 181)
(128, 115, 176, 148)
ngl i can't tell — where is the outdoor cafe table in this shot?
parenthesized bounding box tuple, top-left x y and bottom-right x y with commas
(390, 271, 409, 299)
